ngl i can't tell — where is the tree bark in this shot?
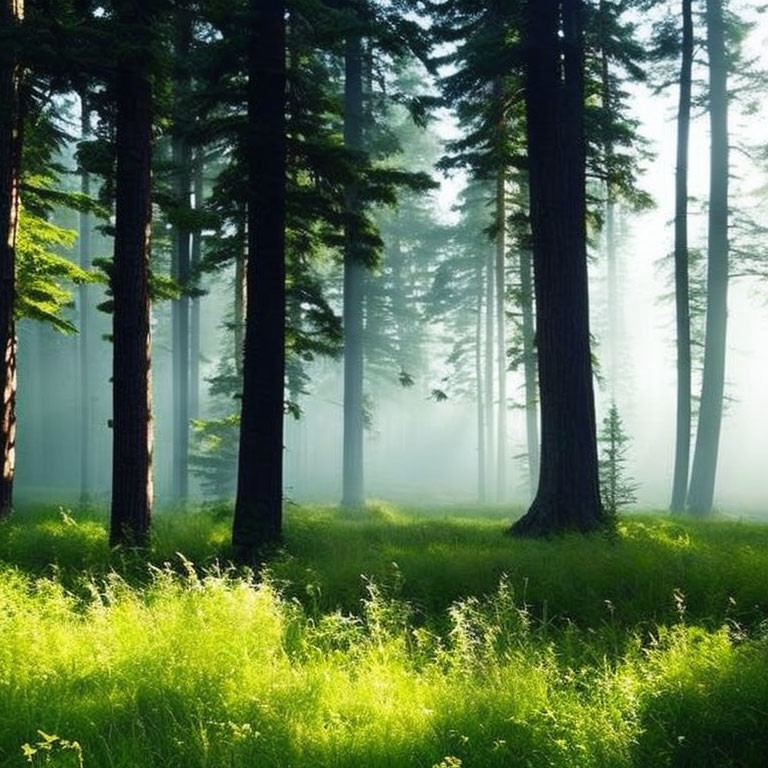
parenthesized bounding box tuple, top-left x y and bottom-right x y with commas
(0, 0, 22, 520)
(520, 243, 539, 499)
(341, 31, 365, 510)
(232, 0, 287, 558)
(687, 0, 728, 517)
(109, 24, 154, 547)
(670, 0, 693, 514)
(171, 12, 192, 503)
(511, 0, 603, 536)
(484, 244, 495, 498)
(78, 94, 91, 505)
(495, 163, 507, 502)
(475, 253, 486, 503)
(190, 157, 203, 421)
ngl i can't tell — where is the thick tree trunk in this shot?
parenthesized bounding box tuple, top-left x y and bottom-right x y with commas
(495, 165, 507, 502)
(190, 158, 203, 420)
(232, 0, 287, 558)
(687, 0, 728, 517)
(520, 244, 539, 498)
(78, 96, 91, 505)
(109, 45, 154, 547)
(475, 255, 486, 503)
(171, 12, 192, 503)
(670, 0, 693, 514)
(341, 32, 365, 510)
(511, 0, 603, 536)
(0, 0, 22, 520)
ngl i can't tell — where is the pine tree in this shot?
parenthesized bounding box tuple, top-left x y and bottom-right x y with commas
(511, 0, 604, 536)
(598, 402, 637, 520)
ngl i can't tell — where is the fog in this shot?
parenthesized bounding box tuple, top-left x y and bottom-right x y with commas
(14, 8, 768, 518)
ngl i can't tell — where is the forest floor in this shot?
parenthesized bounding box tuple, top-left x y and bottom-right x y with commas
(1, 502, 767, 767)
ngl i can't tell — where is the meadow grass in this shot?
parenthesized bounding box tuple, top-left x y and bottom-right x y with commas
(0, 502, 767, 767)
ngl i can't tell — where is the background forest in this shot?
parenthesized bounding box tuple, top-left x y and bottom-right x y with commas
(2, 0, 768, 766)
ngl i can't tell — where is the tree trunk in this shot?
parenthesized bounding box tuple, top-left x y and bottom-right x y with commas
(511, 0, 603, 536)
(190, 157, 203, 421)
(234, 219, 246, 377)
(484, 245, 495, 498)
(687, 0, 728, 517)
(0, 0, 22, 520)
(341, 31, 365, 510)
(475, 253, 486, 503)
(670, 0, 693, 514)
(78, 95, 91, 505)
(171, 11, 192, 503)
(495, 164, 507, 502)
(232, 0, 287, 559)
(109, 33, 154, 547)
(520, 243, 539, 499)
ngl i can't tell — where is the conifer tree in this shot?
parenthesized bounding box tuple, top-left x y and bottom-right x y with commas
(598, 402, 637, 520)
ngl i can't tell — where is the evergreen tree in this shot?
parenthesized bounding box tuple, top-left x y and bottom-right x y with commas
(598, 402, 637, 520)
(231, 0, 287, 559)
(511, 0, 604, 536)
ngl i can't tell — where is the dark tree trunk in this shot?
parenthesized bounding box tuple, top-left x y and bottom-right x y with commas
(0, 0, 22, 520)
(232, 0, 287, 559)
(495, 164, 507, 502)
(520, 243, 539, 499)
(234, 218, 246, 377)
(109, 33, 154, 547)
(670, 0, 693, 514)
(190, 157, 203, 421)
(341, 31, 365, 510)
(78, 95, 91, 505)
(687, 0, 728, 517)
(171, 12, 192, 503)
(511, 0, 603, 536)
(475, 254, 486, 504)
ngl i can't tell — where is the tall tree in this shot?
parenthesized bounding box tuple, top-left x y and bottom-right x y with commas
(232, 0, 287, 558)
(670, 0, 693, 513)
(341, 27, 365, 510)
(78, 94, 92, 505)
(511, 0, 603, 535)
(687, 0, 728, 517)
(0, 0, 23, 519)
(171, 8, 193, 503)
(109, 0, 155, 546)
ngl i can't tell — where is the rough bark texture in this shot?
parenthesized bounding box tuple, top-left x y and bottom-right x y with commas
(232, 0, 287, 559)
(0, 0, 22, 520)
(109, 38, 154, 547)
(670, 0, 693, 514)
(341, 32, 365, 510)
(511, 0, 603, 536)
(78, 96, 91, 505)
(687, 0, 728, 517)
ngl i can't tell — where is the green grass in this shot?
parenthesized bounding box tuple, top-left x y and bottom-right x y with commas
(1, 502, 767, 767)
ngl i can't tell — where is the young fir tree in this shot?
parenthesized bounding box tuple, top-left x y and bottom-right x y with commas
(598, 402, 637, 520)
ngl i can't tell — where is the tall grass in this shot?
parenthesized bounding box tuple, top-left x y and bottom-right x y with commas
(1, 503, 767, 767)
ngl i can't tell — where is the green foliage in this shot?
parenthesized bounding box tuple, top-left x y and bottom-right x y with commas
(598, 403, 638, 520)
(1, 505, 768, 767)
(16, 208, 97, 333)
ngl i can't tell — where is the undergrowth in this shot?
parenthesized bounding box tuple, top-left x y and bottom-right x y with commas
(1, 503, 767, 767)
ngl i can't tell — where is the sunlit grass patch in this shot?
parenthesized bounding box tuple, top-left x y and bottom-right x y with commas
(1, 503, 768, 766)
